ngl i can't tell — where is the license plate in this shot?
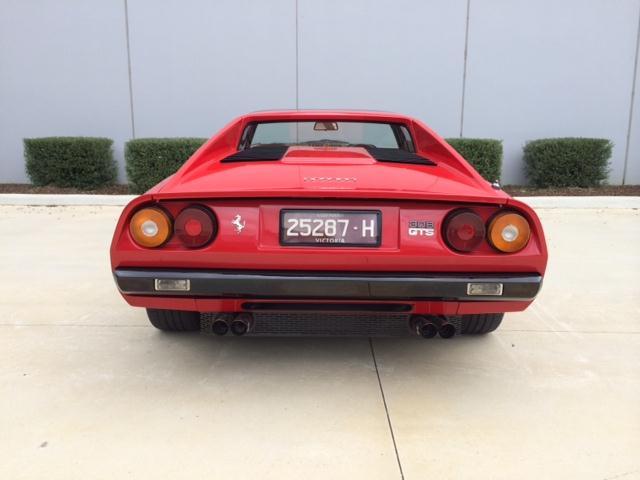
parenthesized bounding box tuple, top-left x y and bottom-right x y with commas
(280, 210, 381, 247)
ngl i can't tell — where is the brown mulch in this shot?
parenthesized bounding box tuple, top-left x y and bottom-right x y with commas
(0, 183, 639, 196)
(0, 184, 131, 195)
(503, 185, 640, 196)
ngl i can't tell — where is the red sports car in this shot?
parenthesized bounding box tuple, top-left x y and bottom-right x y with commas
(110, 111, 547, 338)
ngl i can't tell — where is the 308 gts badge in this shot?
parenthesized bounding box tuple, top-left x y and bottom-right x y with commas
(408, 220, 435, 237)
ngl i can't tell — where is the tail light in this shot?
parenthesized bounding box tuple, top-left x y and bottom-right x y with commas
(443, 210, 485, 252)
(488, 212, 531, 253)
(175, 206, 217, 248)
(129, 207, 172, 248)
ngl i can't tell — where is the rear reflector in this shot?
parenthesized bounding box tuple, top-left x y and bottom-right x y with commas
(154, 279, 190, 292)
(467, 282, 503, 296)
(488, 212, 531, 253)
(129, 207, 172, 248)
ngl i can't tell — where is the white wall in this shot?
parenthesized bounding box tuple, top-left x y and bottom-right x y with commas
(126, 0, 297, 138)
(462, 0, 640, 184)
(297, 0, 467, 136)
(0, 0, 132, 182)
(1, 0, 639, 184)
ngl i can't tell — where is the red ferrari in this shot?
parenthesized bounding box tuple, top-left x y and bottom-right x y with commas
(110, 111, 547, 338)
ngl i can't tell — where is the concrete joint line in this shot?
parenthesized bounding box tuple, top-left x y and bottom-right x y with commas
(369, 338, 405, 480)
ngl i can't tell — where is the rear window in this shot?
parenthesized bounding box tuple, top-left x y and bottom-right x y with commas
(242, 121, 414, 151)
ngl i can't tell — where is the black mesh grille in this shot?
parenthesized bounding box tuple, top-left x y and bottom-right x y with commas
(252, 312, 411, 336)
(201, 311, 412, 337)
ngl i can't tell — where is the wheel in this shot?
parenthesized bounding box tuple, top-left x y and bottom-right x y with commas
(460, 313, 504, 334)
(146, 309, 201, 332)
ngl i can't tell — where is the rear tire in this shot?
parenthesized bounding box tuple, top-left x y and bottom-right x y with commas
(146, 309, 200, 332)
(460, 313, 504, 334)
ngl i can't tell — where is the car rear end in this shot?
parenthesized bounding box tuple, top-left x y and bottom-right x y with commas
(111, 194, 547, 337)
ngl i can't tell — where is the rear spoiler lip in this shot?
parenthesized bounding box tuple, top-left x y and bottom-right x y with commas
(147, 190, 510, 205)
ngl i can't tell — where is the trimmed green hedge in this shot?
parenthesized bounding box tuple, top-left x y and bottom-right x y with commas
(125, 138, 207, 193)
(523, 138, 612, 187)
(446, 138, 503, 182)
(24, 137, 116, 189)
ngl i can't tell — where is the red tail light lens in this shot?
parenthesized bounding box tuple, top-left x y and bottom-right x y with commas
(443, 210, 485, 252)
(175, 206, 217, 248)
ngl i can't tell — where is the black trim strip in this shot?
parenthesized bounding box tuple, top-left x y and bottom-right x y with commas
(221, 145, 434, 165)
(363, 146, 435, 165)
(242, 302, 412, 312)
(221, 145, 289, 163)
(114, 269, 542, 301)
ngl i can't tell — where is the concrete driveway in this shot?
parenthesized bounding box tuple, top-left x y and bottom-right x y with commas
(1, 204, 639, 479)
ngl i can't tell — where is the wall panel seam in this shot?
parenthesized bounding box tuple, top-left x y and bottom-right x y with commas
(295, 0, 299, 110)
(459, 0, 471, 137)
(124, 0, 136, 138)
(623, 1, 640, 184)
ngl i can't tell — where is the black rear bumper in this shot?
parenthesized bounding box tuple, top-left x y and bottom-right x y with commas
(114, 269, 542, 301)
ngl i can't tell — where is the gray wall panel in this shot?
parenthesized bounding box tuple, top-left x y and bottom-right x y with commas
(297, 0, 467, 136)
(463, 0, 640, 184)
(0, 0, 132, 182)
(1, 0, 639, 185)
(126, 0, 297, 138)
(625, 15, 640, 184)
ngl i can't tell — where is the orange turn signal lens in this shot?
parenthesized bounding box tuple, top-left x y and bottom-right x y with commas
(488, 212, 531, 253)
(129, 207, 172, 248)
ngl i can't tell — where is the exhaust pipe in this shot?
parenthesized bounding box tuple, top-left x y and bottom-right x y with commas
(438, 322, 457, 339)
(211, 318, 230, 336)
(230, 313, 253, 336)
(412, 316, 439, 339)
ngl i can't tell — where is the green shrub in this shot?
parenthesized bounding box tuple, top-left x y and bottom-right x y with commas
(24, 137, 116, 189)
(445, 138, 503, 182)
(125, 138, 208, 193)
(523, 138, 612, 188)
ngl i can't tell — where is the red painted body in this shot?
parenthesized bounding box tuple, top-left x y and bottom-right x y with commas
(110, 111, 548, 316)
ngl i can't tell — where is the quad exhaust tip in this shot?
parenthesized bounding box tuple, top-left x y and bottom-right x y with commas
(230, 313, 253, 336)
(211, 313, 253, 336)
(438, 322, 456, 339)
(211, 318, 229, 336)
(412, 315, 457, 339)
(413, 315, 438, 338)
(418, 320, 438, 338)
